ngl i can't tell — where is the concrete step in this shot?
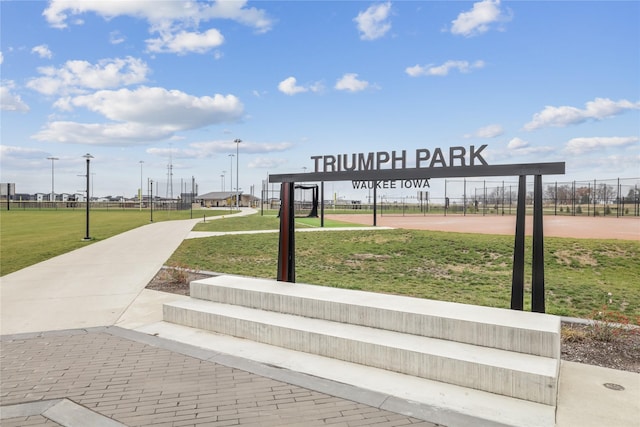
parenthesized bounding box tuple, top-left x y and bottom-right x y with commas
(189, 275, 561, 358)
(163, 298, 558, 405)
(137, 320, 556, 427)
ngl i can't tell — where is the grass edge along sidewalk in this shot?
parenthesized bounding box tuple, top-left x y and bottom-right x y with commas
(0, 209, 229, 276)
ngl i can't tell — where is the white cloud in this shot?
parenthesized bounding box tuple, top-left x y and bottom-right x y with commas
(27, 56, 150, 96)
(144, 140, 293, 160)
(188, 140, 293, 156)
(465, 124, 504, 138)
(109, 31, 125, 45)
(31, 44, 53, 59)
(43, 0, 272, 55)
(565, 136, 639, 155)
(0, 145, 49, 159)
(277, 77, 322, 96)
(65, 87, 243, 129)
(32, 87, 244, 145)
(0, 51, 3, 64)
(248, 157, 288, 169)
(451, 0, 510, 37)
(506, 138, 555, 155)
(335, 73, 369, 92)
(507, 138, 529, 150)
(44, 0, 272, 30)
(32, 121, 173, 145)
(0, 81, 30, 112)
(524, 98, 640, 131)
(406, 60, 485, 77)
(146, 28, 224, 54)
(278, 77, 306, 95)
(354, 2, 392, 41)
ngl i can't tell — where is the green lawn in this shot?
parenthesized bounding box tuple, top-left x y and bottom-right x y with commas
(0, 208, 227, 275)
(171, 222, 640, 323)
(3, 209, 638, 323)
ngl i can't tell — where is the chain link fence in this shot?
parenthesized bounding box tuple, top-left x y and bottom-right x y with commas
(261, 177, 640, 218)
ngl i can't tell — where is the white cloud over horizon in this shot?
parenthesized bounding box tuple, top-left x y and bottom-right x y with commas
(143, 140, 293, 162)
(565, 136, 639, 155)
(506, 138, 555, 155)
(524, 98, 640, 131)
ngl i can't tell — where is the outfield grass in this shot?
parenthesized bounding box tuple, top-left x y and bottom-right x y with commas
(172, 218, 640, 323)
(0, 209, 227, 275)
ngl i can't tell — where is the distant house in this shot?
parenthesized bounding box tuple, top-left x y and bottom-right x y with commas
(197, 191, 237, 207)
(197, 191, 260, 208)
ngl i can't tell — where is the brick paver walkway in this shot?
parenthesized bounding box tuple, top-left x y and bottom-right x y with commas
(1, 328, 437, 427)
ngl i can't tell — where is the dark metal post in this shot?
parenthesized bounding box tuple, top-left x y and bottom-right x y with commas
(511, 175, 526, 310)
(82, 154, 93, 240)
(373, 181, 377, 226)
(320, 181, 325, 227)
(593, 179, 597, 217)
(277, 182, 295, 282)
(532, 175, 545, 313)
(150, 180, 154, 222)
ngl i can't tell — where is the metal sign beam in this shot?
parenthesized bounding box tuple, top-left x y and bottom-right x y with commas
(269, 162, 565, 183)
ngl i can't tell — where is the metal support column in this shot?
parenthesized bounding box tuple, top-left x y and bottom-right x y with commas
(532, 175, 545, 313)
(320, 181, 325, 227)
(277, 182, 296, 282)
(511, 175, 526, 310)
(373, 181, 377, 226)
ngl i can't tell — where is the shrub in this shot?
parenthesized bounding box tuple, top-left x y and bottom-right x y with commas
(588, 305, 639, 342)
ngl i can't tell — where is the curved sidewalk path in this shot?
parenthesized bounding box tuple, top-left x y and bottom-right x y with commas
(1, 218, 203, 336)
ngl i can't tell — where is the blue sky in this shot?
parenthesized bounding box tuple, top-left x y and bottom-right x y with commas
(1, 0, 638, 200)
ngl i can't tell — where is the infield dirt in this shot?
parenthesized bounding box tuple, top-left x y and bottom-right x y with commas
(326, 214, 639, 241)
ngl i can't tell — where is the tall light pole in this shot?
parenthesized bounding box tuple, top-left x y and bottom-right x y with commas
(228, 154, 234, 206)
(46, 156, 59, 203)
(82, 153, 93, 241)
(234, 138, 241, 209)
(139, 160, 144, 211)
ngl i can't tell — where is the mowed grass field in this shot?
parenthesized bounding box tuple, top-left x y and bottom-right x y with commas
(2, 210, 639, 323)
(0, 208, 227, 275)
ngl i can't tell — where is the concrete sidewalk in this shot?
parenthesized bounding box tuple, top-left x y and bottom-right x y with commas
(1, 218, 201, 335)
(1, 211, 639, 426)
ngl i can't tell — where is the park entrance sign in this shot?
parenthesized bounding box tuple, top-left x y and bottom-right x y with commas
(269, 145, 565, 313)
